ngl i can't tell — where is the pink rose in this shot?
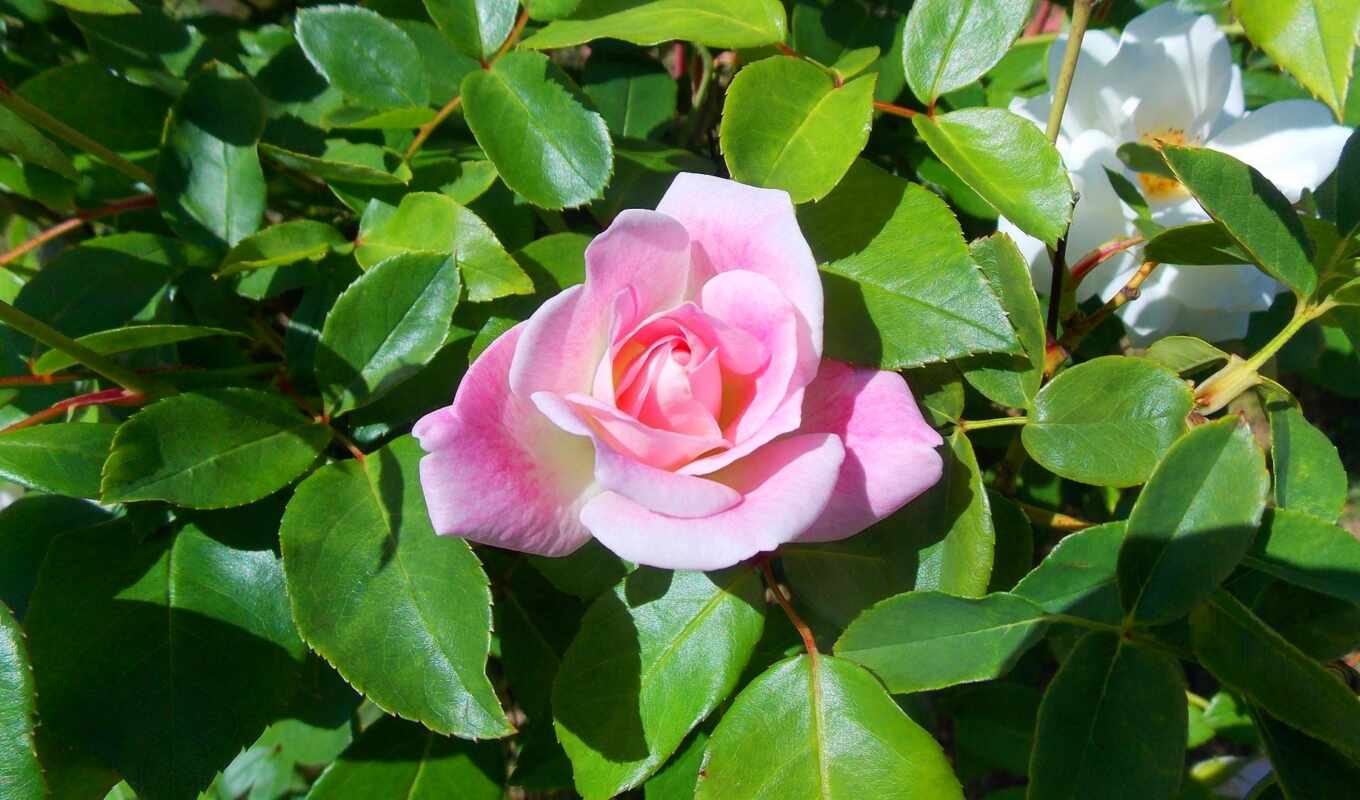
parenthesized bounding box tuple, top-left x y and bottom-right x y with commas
(413, 174, 943, 571)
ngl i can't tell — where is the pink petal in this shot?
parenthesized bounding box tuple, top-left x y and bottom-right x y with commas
(656, 174, 823, 375)
(531, 391, 741, 519)
(510, 210, 693, 398)
(414, 325, 597, 556)
(580, 433, 846, 570)
(795, 360, 944, 543)
(679, 388, 804, 475)
(535, 391, 727, 471)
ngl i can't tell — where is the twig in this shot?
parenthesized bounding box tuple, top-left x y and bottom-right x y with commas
(1045, 260, 1160, 375)
(0, 80, 155, 187)
(492, 8, 529, 64)
(1044, 0, 1095, 142)
(957, 416, 1028, 432)
(759, 561, 817, 656)
(0, 299, 168, 396)
(873, 100, 918, 119)
(404, 96, 463, 162)
(0, 387, 145, 433)
(1068, 236, 1145, 284)
(1018, 501, 1094, 532)
(0, 194, 157, 268)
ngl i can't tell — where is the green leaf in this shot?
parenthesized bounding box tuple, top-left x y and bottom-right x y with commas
(1232, 0, 1360, 120)
(910, 430, 996, 597)
(295, 5, 429, 110)
(582, 57, 678, 140)
(158, 63, 266, 251)
(261, 142, 411, 187)
(280, 436, 512, 739)
(835, 591, 1049, 693)
(101, 388, 331, 509)
(811, 161, 1021, 368)
(1162, 144, 1317, 298)
(0, 104, 78, 180)
(423, 0, 517, 61)
(47, 0, 137, 13)
(902, 0, 1033, 103)
(317, 252, 459, 416)
(0, 423, 117, 498)
(355, 192, 532, 301)
(905, 362, 965, 427)
(1268, 404, 1347, 522)
(219, 220, 348, 275)
(529, 540, 633, 600)
(914, 107, 1074, 247)
(24, 520, 307, 800)
(960, 233, 1045, 409)
(1022, 356, 1194, 488)
(1116, 141, 1176, 180)
(1245, 508, 1360, 604)
(553, 568, 764, 799)
(1144, 221, 1253, 265)
(523, 0, 788, 49)
(308, 715, 504, 799)
(1028, 632, 1187, 800)
(1117, 418, 1269, 624)
(1254, 580, 1360, 661)
(720, 56, 874, 203)
(1254, 707, 1360, 799)
(695, 655, 963, 799)
(1336, 127, 1360, 234)
(16, 63, 170, 153)
(0, 601, 44, 800)
(1144, 336, 1229, 376)
(1191, 590, 1360, 760)
(32, 325, 245, 375)
(0, 496, 111, 619)
(1013, 522, 1126, 625)
(461, 50, 613, 209)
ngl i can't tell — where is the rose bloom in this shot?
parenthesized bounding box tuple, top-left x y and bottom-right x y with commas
(1002, 5, 1351, 343)
(414, 174, 943, 571)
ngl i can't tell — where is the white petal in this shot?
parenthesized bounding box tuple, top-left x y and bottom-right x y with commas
(1108, 6, 1233, 141)
(1046, 29, 1122, 138)
(1207, 100, 1352, 201)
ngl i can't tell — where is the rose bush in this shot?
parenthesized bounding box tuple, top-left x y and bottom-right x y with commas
(414, 174, 942, 570)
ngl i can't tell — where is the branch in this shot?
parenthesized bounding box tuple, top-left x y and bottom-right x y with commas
(759, 560, 818, 656)
(1045, 260, 1160, 375)
(1068, 236, 1145, 285)
(1018, 501, 1094, 532)
(873, 101, 919, 119)
(0, 81, 156, 187)
(0, 387, 146, 434)
(404, 96, 462, 162)
(1044, 0, 1095, 142)
(0, 195, 157, 268)
(0, 300, 169, 396)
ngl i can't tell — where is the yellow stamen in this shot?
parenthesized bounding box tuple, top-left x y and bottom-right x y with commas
(1137, 128, 1195, 201)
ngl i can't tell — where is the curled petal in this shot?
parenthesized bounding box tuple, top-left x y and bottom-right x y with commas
(414, 325, 596, 556)
(796, 360, 944, 543)
(581, 433, 846, 571)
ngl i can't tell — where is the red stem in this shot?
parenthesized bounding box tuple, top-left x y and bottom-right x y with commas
(1068, 236, 1145, 284)
(0, 194, 157, 268)
(874, 101, 919, 119)
(0, 387, 145, 433)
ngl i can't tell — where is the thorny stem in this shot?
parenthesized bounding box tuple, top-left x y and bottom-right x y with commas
(0, 194, 157, 268)
(0, 299, 168, 396)
(759, 560, 818, 656)
(1045, 260, 1160, 376)
(0, 80, 156, 187)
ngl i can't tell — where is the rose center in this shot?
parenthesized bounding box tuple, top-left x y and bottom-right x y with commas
(1135, 128, 1197, 202)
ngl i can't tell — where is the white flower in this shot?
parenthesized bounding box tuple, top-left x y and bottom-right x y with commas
(1000, 5, 1352, 344)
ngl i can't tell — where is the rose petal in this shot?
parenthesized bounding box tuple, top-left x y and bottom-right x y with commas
(414, 325, 597, 556)
(1208, 100, 1351, 201)
(581, 433, 846, 570)
(537, 391, 728, 470)
(795, 360, 944, 543)
(511, 210, 693, 398)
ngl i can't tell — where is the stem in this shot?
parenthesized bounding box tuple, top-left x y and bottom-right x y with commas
(1045, 238, 1069, 346)
(691, 44, 714, 109)
(1044, 0, 1095, 143)
(958, 415, 1027, 432)
(0, 300, 165, 396)
(404, 96, 462, 162)
(1068, 236, 1145, 285)
(1018, 501, 1094, 532)
(1045, 613, 1122, 633)
(1241, 300, 1332, 375)
(492, 8, 529, 63)
(0, 387, 146, 433)
(873, 100, 918, 119)
(0, 81, 155, 187)
(759, 561, 818, 656)
(0, 194, 157, 268)
(1046, 260, 1160, 375)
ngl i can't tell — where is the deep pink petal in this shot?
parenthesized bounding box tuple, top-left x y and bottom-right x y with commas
(511, 210, 693, 398)
(795, 360, 944, 543)
(580, 433, 846, 570)
(414, 325, 596, 556)
(657, 174, 823, 372)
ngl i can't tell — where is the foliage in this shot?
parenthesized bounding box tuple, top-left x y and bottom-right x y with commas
(0, 0, 1357, 799)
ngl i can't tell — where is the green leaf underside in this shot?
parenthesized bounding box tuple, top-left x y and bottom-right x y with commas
(523, 0, 789, 49)
(460, 50, 613, 210)
(914, 108, 1073, 247)
(100, 388, 331, 509)
(32, 325, 244, 375)
(813, 161, 1020, 369)
(0, 423, 117, 498)
(720, 56, 875, 203)
(1191, 590, 1360, 760)
(24, 522, 306, 800)
(318, 251, 460, 416)
(1232, 0, 1360, 119)
(553, 568, 765, 799)
(280, 436, 511, 739)
(1023, 356, 1194, 488)
(1117, 418, 1268, 624)
(836, 591, 1048, 694)
(1028, 632, 1187, 800)
(0, 602, 44, 800)
(695, 655, 964, 799)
